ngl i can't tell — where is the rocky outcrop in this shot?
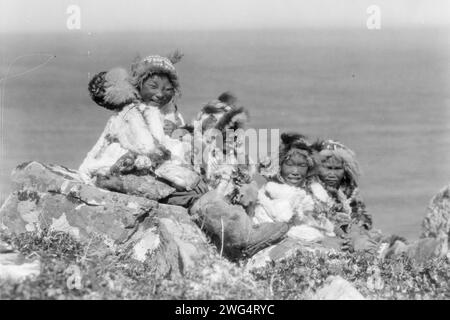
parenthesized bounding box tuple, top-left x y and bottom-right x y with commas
(422, 184, 450, 239)
(246, 238, 334, 270)
(421, 183, 450, 260)
(312, 276, 365, 300)
(0, 161, 216, 278)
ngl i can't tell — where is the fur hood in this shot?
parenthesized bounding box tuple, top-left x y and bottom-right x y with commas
(88, 51, 183, 111)
(311, 139, 361, 187)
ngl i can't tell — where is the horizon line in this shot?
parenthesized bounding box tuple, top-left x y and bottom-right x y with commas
(1, 24, 449, 35)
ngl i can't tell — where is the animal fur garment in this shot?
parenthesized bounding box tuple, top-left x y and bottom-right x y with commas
(259, 132, 313, 179)
(78, 103, 190, 184)
(88, 51, 183, 110)
(312, 139, 361, 187)
(280, 132, 309, 147)
(279, 132, 312, 162)
(102, 68, 140, 108)
(130, 51, 182, 92)
(88, 69, 139, 110)
(217, 91, 237, 106)
(214, 107, 249, 132)
(201, 100, 230, 115)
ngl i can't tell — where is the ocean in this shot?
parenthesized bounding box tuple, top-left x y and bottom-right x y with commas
(1, 28, 449, 239)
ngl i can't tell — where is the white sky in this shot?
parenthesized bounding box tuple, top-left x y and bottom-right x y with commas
(1, 0, 449, 32)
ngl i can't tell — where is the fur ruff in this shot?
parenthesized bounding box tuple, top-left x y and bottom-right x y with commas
(130, 51, 182, 92)
(281, 132, 308, 147)
(102, 68, 139, 107)
(313, 141, 361, 187)
(89, 51, 182, 110)
(202, 100, 230, 114)
(218, 91, 237, 105)
(279, 132, 312, 162)
(214, 107, 249, 132)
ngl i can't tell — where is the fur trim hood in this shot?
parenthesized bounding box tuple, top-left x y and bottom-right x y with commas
(88, 50, 183, 110)
(258, 132, 314, 179)
(312, 139, 361, 187)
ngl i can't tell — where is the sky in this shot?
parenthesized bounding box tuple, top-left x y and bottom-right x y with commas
(1, 0, 449, 33)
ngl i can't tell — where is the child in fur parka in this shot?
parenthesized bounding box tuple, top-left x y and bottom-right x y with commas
(78, 51, 198, 194)
(189, 99, 290, 260)
(311, 139, 448, 260)
(310, 140, 373, 234)
(254, 133, 338, 243)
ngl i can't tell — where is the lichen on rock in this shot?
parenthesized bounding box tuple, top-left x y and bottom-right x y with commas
(0, 161, 225, 279)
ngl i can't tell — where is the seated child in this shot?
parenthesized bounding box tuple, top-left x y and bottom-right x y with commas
(254, 133, 336, 243)
(162, 94, 241, 208)
(310, 140, 373, 236)
(189, 101, 289, 260)
(249, 137, 447, 268)
(78, 51, 197, 194)
(312, 140, 448, 261)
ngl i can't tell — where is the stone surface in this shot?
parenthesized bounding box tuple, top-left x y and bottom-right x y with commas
(422, 184, 450, 240)
(313, 276, 365, 300)
(246, 237, 335, 270)
(155, 162, 200, 191)
(383, 238, 448, 264)
(0, 252, 40, 282)
(419, 183, 450, 263)
(95, 174, 176, 200)
(0, 161, 216, 277)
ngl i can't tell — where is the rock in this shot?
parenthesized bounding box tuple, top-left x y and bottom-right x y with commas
(419, 184, 450, 262)
(246, 237, 335, 270)
(422, 184, 450, 240)
(0, 252, 40, 282)
(155, 161, 200, 191)
(0, 161, 217, 277)
(312, 276, 365, 300)
(398, 238, 447, 264)
(0, 161, 159, 244)
(95, 174, 176, 200)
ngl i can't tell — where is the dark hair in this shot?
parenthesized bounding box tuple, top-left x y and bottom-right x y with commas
(279, 132, 316, 179)
(310, 139, 360, 188)
(279, 133, 310, 160)
(88, 71, 113, 110)
(218, 91, 237, 105)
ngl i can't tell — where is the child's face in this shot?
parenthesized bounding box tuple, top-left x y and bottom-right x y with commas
(140, 74, 175, 107)
(318, 156, 345, 188)
(200, 112, 226, 132)
(280, 151, 309, 187)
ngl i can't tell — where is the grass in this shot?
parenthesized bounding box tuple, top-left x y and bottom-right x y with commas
(0, 229, 268, 300)
(1, 230, 449, 300)
(251, 249, 450, 300)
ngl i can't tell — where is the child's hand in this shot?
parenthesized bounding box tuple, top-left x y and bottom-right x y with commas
(163, 120, 177, 136)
